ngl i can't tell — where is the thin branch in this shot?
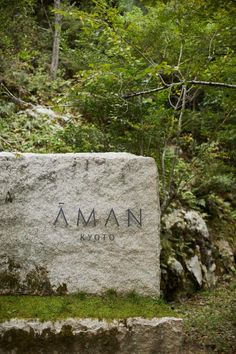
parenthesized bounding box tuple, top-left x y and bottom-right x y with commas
(177, 86, 187, 141)
(218, 107, 235, 128)
(168, 90, 176, 109)
(177, 43, 183, 68)
(41, 0, 53, 34)
(161, 141, 167, 201)
(158, 73, 168, 86)
(174, 86, 184, 110)
(123, 79, 236, 99)
(187, 80, 236, 89)
(113, 29, 156, 67)
(122, 85, 168, 99)
(0, 136, 14, 148)
(1, 83, 34, 108)
(208, 32, 217, 60)
(38, 26, 51, 32)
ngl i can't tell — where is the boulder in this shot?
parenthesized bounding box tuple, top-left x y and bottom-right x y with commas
(23, 105, 70, 122)
(0, 152, 160, 296)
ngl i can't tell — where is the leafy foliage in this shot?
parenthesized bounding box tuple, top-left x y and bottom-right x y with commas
(0, 0, 235, 219)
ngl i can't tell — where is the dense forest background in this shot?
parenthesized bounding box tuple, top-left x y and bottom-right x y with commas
(0, 0, 235, 293)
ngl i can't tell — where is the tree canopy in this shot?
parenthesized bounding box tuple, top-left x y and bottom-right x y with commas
(0, 0, 236, 216)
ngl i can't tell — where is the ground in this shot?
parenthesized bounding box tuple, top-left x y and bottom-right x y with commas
(177, 279, 236, 354)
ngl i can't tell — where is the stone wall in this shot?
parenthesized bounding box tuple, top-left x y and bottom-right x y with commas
(0, 317, 183, 354)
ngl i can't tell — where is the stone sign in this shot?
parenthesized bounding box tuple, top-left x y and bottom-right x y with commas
(0, 152, 160, 296)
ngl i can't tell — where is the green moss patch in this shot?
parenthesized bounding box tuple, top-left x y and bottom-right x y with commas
(0, 291, 176, 321)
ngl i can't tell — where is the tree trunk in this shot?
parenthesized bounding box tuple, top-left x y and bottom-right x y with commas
(50, 0, 62, 80)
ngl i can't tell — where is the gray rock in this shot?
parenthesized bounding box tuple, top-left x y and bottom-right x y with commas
(216, 239, 235, 273)
(202, 263, 217, 286)
(21, 105, 71, 122)
(161, 208, 216, 298)
(167, 257, 184, 276)
(123, 317, 183, 354)
(216, 240, 234, 262)
(162, 209, 186, 231)
(0, 317, 183, 354)
(0, 152, 160, 296)
(185, 255, 202, 286)
(184, 211, 209, 239)
(163, 209, 209, 239)
(24, 105, 58, 119)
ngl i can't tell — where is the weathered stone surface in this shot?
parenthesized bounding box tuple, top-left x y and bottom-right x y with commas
(161, 209, 216, 300)
(163, 209, 209, 239)
(0, 152, 160, 296)
(0, 317, 183, 354)
(216, 239, 235, 273)
(167, 257, 184, 276)
(184, 211, 209, 239)
(216, 240, 234, 262)
(185, 255, 203, 286)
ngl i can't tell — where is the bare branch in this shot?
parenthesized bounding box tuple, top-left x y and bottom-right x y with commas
(168, 90, 177, 109)
(158, 73, 168, 86)
(123, 79, 236, 99)
(177, 85, 187, 136)
(186, 80, 236, 89)
(177, 43, 183, 68)
(0, 136, 14, 148)
(161, 142, 167, 202)
(122, 85, 168, 99)
(174, 86, 184, 110)
(208, 32, 217, 60)
(41, 0, 53, 34)
(1, 83, 33, 108)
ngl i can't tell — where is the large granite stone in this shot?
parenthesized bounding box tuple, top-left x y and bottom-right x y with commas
(0, 317, 183, 354)
(0, 153, 160, 295)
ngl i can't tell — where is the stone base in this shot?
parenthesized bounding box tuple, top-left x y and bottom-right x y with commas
(0, 317, 182, 354)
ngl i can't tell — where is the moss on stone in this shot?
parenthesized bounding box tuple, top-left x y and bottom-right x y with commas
(25, 266, 54, 295)
(56, 283, 68, 295)
(0, 257, 22, 294)
(0, 325, 122, 354)
(0, 293, 176, 321)
(0, 271, 21, 293)
(0, 258, 67, 296)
